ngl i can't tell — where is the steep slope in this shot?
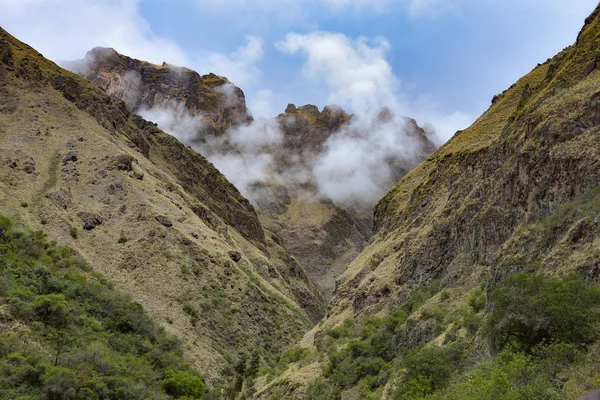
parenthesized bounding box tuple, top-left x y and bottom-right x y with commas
(328, 5, 600, 323)
(68, 47, 253, 137)
(0, 26, 326, 384)
(254, 5, 600, 399)
(70, 48, 436, 300)
(0, 217, 208, 399)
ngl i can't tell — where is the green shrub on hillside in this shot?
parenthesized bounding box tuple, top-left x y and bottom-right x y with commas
(486, 273, 600, 352)
(0, 216, 207, 399)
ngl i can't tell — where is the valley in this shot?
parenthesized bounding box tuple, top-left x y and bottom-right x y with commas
(0, 3, 600, 399)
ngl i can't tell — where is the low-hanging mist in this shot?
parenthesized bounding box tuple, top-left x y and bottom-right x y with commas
(140, 102, 431, 211)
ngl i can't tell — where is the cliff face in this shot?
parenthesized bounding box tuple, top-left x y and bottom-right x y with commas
(68, 47, 253, 136)
(0, 28, 326, 383)
(252, 5, 600, 399)
(325, 6, 600, 324)
(72, 50, 437, 300)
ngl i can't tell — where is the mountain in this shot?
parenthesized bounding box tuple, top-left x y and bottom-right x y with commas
(5, 4, 600, 398)
(70, 48, 436, 299)
(253, 5, 600, 399)
(67, 46, 253, 137)
(0, 26, 326, 386)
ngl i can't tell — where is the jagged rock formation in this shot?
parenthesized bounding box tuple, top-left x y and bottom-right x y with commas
(67, 47, 253, 136)
(254, 5, 600, 399)
(0, 27, 326, 383)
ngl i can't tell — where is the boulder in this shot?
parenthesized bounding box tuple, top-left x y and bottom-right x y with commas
(155, 215, 173, 227)
(228, 251, 242, 262)
(77, 212, 102, 230)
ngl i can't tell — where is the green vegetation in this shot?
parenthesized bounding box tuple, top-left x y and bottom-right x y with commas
(486, 273, 600, 352)
(69, 226, 78, 240)
(268, 273, 600, 399)
(0, 216, 207, 399)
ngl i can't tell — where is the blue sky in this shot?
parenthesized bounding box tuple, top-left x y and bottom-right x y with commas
(1, 0, 598, 142)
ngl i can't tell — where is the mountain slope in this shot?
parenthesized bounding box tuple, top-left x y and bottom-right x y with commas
(0, 216, 208, 399)
(328, 5, 600, 323)
(70, 49, 436, 300)
(254, 5, 600, 399)
(0, 26, 325, 384)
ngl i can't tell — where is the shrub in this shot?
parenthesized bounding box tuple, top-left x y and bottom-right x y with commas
(0, 216, 208, 398)
(68, 226, 78, 239)
(162, 369, 207, 398)
(486, 273, 600, 352)
(394, 341, 465, 398)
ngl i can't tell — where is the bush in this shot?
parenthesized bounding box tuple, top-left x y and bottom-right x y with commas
(486, 273, 600, 352)
(394, 341, 465, 399)
(162, 369, 208, 398)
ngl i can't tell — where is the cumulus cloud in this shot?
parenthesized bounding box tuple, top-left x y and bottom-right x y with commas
(276, 32, 400, 113)
(0, 0, 188, 66)
(275, 31, 470, 141)
(0, 0, 265, 90)
(196, 36, 265, 88)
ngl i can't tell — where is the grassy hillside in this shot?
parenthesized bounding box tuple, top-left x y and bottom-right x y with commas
(255, 4, 600, 399)
(0, 216, 208, 399)
(0, 26, 325, 386)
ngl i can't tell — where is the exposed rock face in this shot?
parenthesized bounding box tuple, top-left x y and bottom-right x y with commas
(0, 28, 325, 383)
(322, 3, 600, 326)
(67, 47, 253, 136)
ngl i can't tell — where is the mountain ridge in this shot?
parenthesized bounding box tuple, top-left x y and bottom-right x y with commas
(0, 25, 326, 384)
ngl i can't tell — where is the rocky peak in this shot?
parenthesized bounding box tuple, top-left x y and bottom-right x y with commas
(67, 48, 253, 136)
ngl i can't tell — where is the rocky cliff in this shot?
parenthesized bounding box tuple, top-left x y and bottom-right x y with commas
(72, 51, 436, 301)
(0, 27, 325, 383)
(68, 47, 253, 137)
(253, 5, 600, 399)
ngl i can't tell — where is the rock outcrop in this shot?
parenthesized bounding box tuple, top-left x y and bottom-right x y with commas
(67, 47, 253, 136)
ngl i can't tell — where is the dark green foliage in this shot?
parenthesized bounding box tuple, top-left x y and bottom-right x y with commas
(68, 226, 78, 239)
(428, 343, 584, 400)
(306, 281, 444, 396)
(0, 216, 207, 399)
(393, 341, 466, 399)
(486, 273, 600, 352)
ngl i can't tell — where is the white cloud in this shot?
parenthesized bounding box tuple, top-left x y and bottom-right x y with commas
(249, 90, 277, 119)
(196, 36, 264, 88)
(276, 32, 400, 113)
(0, 0, 266, 94)
(275, 30, 475, 141)
(0, 0, 188, 66)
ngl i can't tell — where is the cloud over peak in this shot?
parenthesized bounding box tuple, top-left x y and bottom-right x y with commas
(276, 32, 399, 113)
